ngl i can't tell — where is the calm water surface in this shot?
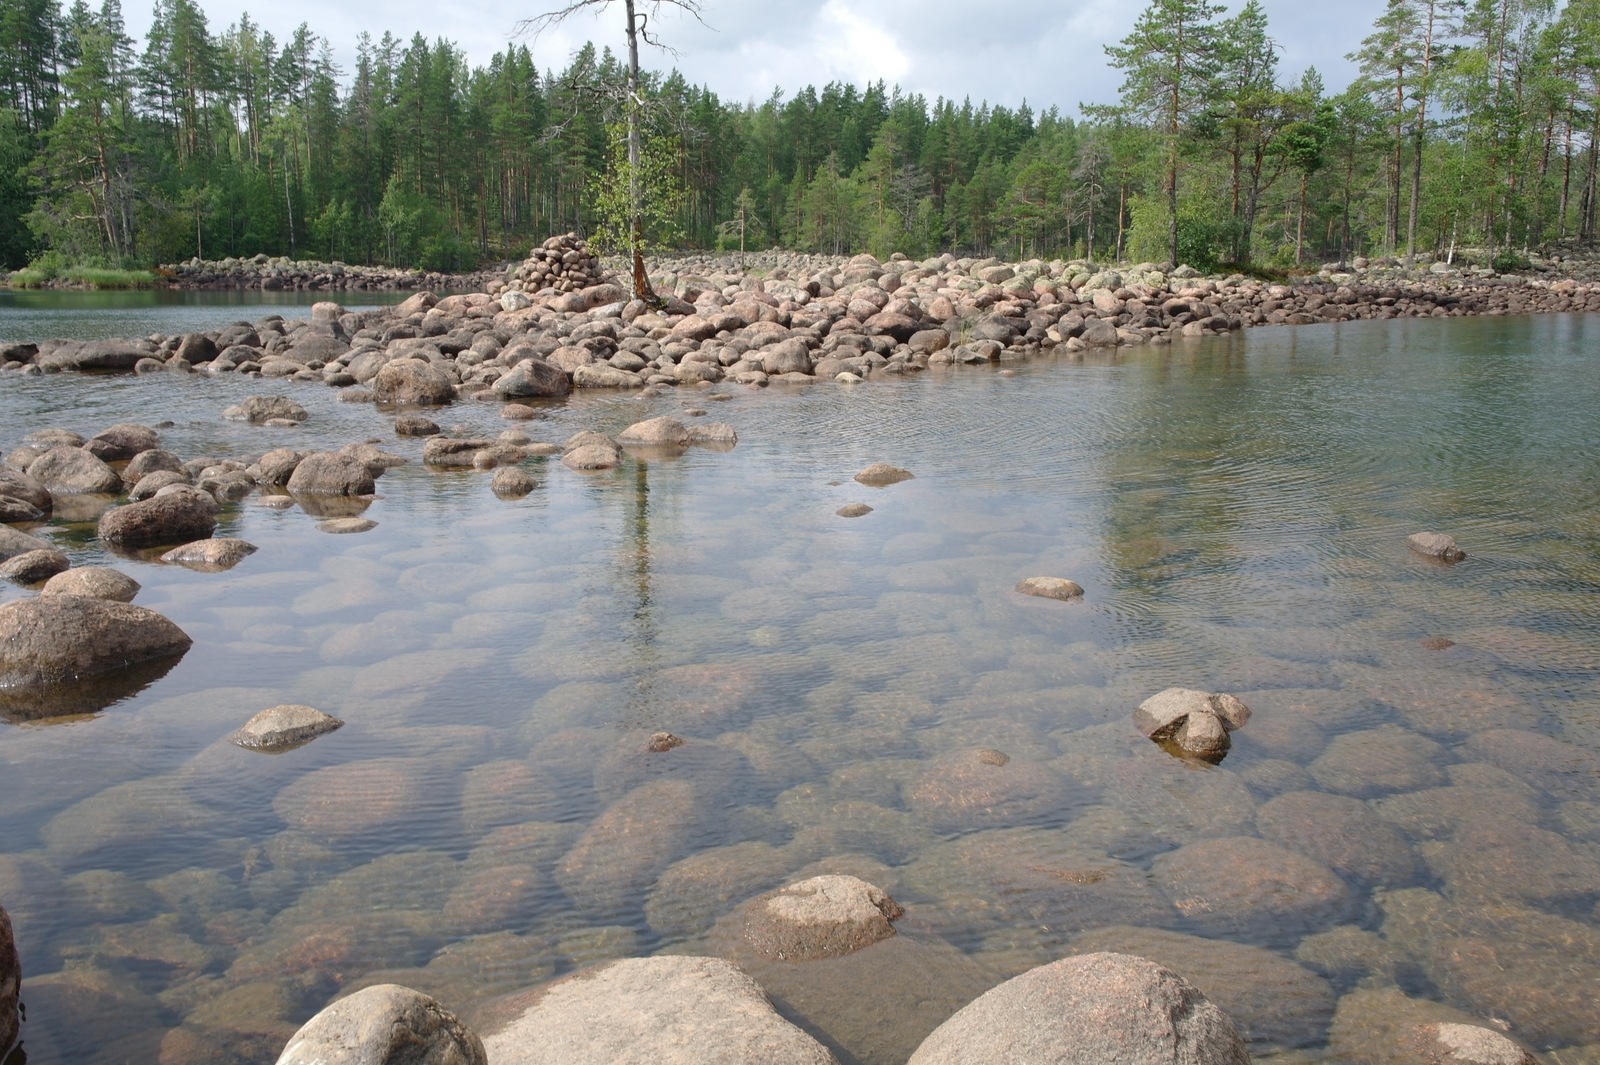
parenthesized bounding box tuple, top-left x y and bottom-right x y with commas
(1, 315, 1598, 1064)
(0, 289, 414, 344)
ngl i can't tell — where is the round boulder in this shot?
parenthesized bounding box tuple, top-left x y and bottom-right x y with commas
(1408, 531, 1466, 562)
(287, 453, 377, 497)
(276, 983, 485, 1065)
(373, 358, 457, 406)
(86, 423, 160, 462)
(41, 566, 140, 602)
(739, 875, 903, 961)
(160, 538, 258, 572)
(617, 416, 691, 447)
(477, 956, 837, 1065)
(98, 488, 219, 548)
(0, 595, 191, 688)
(907, 952, 1249, 1065)
(27, 446, 122, 494)
(0, 547, 70, 585)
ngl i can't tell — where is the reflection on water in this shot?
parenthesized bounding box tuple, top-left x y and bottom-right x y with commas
(2, 314, 1599, 1063)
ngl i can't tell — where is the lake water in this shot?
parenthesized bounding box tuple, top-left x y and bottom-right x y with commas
(2, 313, 1599, 1064)
(0, 289, 414, 345)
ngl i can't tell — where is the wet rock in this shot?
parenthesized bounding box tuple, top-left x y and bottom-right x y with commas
(225, 395, 309, 423)
(592, 733, 753, 805)
(27, 445, 122, 494)
(1256, 790, 1425, 887)
(0, 494, 45, 523)
(0, 524, 52, 562)
(0, 594, 191, 688)
(554, 779, 706, 920)
(394, 414, 442, 436)
(318, 517, 378, 534)
(0, 469, 51, 515)
(854, 462, 913, 486)
(903, 746, 1076, 831)
(0, 547, 70, 584)
(459, 761, 574, 834)
(1, 903, 17, 1053)
(129, 469, 190, 500)
(736, 875, 903, 961)
(1426, 816, 1600, 903)
(98, 487, 219, 548)
(287, 452, 377, 496)
(254, 448, 304, 486)
(1408, 531, 1467, 562)
(231, 704, 344, 751)
(373, 358, 457, 406)
(1380, 889, 1600, 1047)
(1100, 756, 1259, 846)
(836, 503, 872, 517)
(39, 337, 148, 371)
(41, 565, 140, 602)
(902, 828, 1177, 937)
(908, 952, 1249, 1065)
(1133, 688, 1251, 763)
(85, 422, 160, 461)
(1328, 986, 1543, 1065)
(492, 359, 569, 399)
(160, 537, 258, 571)
(275, 983, 485, 1065)
(124, 447, 186, 481)
(1461, 727, 1600, 803)
(1294, 925, 1406, 986)
(1308, 724, 1451, 797)
(477, 956, 837, 1065)
(1015, 576, 1084, 600)
(617, 416, 691, 447)
(1071, 925, 1338, 1050)
(562, 443, 621, 471)
(273, 758, 435, 840)
(441, 864, 547, 936)
(490, 468, 536, 498)
(644, 841, 793, 939)
(1151, 835, 1356, 942)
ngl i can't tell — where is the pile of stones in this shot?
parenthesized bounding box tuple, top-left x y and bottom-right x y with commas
(504, 234, 616, 295)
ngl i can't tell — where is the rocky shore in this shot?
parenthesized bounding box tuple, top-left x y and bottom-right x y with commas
(151, 254, 502, 292)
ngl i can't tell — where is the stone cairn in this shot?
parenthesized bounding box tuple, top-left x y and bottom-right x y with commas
(507, 234, 615, 295)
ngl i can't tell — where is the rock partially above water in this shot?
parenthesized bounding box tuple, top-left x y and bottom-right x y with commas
(1015, 576, 1084, 600)
(0, 547, 70, 584)
(1, 903, 18, 1054)
(907, 952, 1250, 1065)
(231, 705, 344, 752)
(40, 566, 140, 602)
(1133, 687, 1251, 763)
(286, 452, 376, 496)
(478, 956, 838, 1065)
(0, 595, 191, 689)
(160, 537, 258, 572)
(836, 503, 872, 518)
(854, 462, 913, 486)
(98, 489, 219, 548)
(276, 983, 485, 1065)
(27, 445, 122, 494)
(1408, 531, 1467, 562)
(224, 395, 310, 424)
(739, 875, 903, 961)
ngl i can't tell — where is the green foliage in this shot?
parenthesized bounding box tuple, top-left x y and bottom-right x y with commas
(587, 122, 686, 256)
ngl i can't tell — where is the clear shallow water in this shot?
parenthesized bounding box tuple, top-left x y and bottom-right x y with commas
(0, 289, 414, 345)
(1, 315, 1598, 1063)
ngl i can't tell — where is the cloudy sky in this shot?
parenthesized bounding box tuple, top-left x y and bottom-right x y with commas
(128, 0, 1392, 114)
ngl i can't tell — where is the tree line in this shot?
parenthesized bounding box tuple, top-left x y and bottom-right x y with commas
(2, 0, 1599, 274)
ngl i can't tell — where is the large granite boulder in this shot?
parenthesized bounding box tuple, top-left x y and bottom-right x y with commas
(372, 358, 457, 406)
(492, 359, 569, 399)
(0, 548, 70, 584)
(40, 566, 140, 602)
(85, 423, 160, 462)
(38, 338, 147, 371)
(477, 957, 837, 1064)
(0, 525, 54, 562)
(98, 488, 219, 548)
(275, 983, 485, 1065)
(27, 446, 121, 494)
(287, 453, 376, 496)
(0, 469, 53, 517)
(0, 595, 191, 689)
(907, 952, 1249, 1065)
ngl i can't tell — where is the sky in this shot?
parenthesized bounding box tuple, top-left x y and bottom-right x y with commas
(124, 0, 1395, 115)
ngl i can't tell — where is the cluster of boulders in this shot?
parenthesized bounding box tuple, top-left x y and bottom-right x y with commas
(500, 234, 617, 296)
(14, 244, 1600, 396)
(260, 871, 1547, 1065)
(157, 254, 500, 292)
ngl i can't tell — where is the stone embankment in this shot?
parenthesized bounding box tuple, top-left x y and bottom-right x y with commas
(156, 254, 501, 292)
(11, 235, 1600, 394)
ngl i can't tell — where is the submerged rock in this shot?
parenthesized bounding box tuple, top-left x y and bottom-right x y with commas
(276, 983, 486, 1065)
(738, 875, 903, 961)
(1151, 835, 1356, 942)
(477, 956, 837, 1065)
(854, 462, 913, 486)
(907, 952, 1249, 1065)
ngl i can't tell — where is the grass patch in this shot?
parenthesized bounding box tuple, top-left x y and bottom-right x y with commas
(5, 264, 157, 289)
